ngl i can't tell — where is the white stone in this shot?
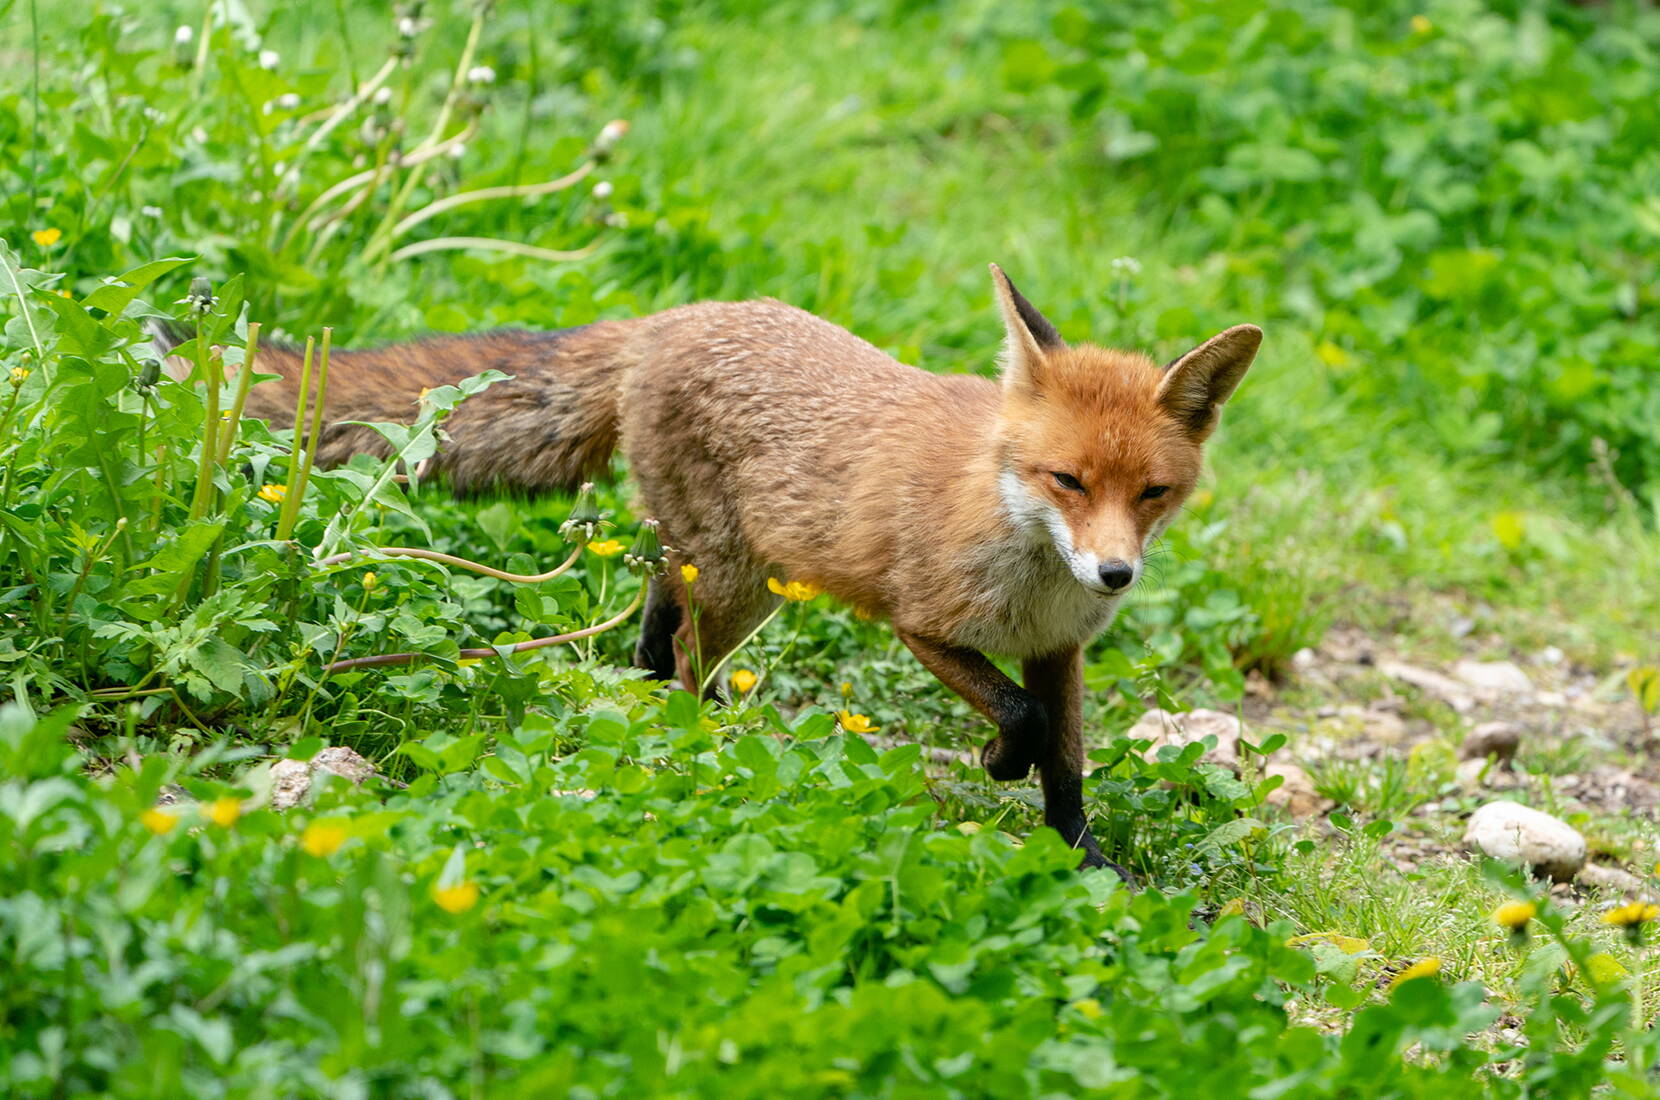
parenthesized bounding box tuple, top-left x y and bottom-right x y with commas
(268, 746, 377, 810)
(1378, 659, 1475, 712)
(1463, 801, 1586, 881)
(1125, 708, 1242, 767)
(1452, 659, 1533, 698)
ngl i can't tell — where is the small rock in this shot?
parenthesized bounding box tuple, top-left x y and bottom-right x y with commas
(1264, 762, 1332, 819)
(1537, 646, 1565, 666)
(1463, 801, 1586, 882)
(1125, 708, 1241, 767)
(268, 759, 312, 811)
(1460, 721, 1521, 764)
(268, 746, 378, 810)
(312, 746, 377, 784)
(1452, 659, 1533, 699)
(1379, 659, 1475, 712)
(1576, 863, 1650, 898)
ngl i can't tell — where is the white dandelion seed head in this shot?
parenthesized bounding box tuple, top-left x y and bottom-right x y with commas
(595, 119, 629, 150)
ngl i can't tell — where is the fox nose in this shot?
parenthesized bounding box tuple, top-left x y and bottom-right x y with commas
(1098, 560, 1135, 592)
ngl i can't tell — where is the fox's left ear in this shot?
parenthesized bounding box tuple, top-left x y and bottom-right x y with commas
(1158, 324, 1263, 441)
(989, 263, 1065, 393)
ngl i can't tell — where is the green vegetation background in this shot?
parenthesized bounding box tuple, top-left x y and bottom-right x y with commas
(2, 0, 1658, 1095)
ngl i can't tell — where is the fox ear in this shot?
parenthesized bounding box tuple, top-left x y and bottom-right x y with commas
(1158, 325, 1263, 441)
(989, 263, 1064, 393)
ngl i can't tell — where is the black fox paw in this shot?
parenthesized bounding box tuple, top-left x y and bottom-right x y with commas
(981, 735, 1037, 782)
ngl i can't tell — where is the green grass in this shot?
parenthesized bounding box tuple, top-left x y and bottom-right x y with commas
(3, 0, 1660, 1095)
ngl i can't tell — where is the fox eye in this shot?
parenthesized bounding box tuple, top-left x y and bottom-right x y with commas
(1052, 472, 1085, 493)
(1140, 485, 1170, 501)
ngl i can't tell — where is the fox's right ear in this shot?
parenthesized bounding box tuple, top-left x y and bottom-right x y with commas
(990, 263, 1064, 393)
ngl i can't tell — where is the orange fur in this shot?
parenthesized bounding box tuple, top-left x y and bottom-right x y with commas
(153, 266, 1260, 870)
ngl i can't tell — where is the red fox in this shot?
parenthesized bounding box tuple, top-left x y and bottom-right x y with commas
(156, 266, 1260, 871)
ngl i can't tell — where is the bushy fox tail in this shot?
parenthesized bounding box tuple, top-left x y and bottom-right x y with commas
(146, 320, 639, 495)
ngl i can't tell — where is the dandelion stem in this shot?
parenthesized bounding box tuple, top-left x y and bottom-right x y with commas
(216, 322, 260, 465)
(292, 327, 332, 510)
(390, 162, 594, 241)
(320, 584, 646, 675)
(386, 235, 600, 265)
(275, 337, 315, 540)
(312, 543, 583, 584)
(364, 7, 487, 264)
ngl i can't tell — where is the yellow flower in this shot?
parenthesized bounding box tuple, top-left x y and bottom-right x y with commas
(1492, 900, 1537, 930)
(767, 576, 821, 602)
(1388, 956, 1443, 991)
(140, 808, 179, 835)
(1410, 14, 1432, 34)
(207, 797, 242, 828)
(587, 538, 624, 557)
(1287, 931, 1371, 955)
(301, 822, 349, 857)
(1602, 902, 1660, 928)
(432, 881, 480, 913)
(1218, 897, 1247, 919)
(32, 227, 62, 247)
(8, 367, 28, 385)
(680, 563, 699, 585)
(731, 668, 758, 694)
(1585, 952, 1629, 984)
(840, 681, 852, 698)
(838, 710, 878, 734)
(257, 483, 287, 504)
(362, 571, 380, 592)
(1070, 998, 1104, 1020)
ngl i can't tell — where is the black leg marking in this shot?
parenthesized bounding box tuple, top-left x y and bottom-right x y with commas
(633, 577, 682, 681)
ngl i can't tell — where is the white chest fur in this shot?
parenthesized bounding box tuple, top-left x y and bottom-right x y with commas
(952, 532, 1121, 658)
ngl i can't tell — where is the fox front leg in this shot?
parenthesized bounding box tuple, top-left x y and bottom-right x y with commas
(1022, 647, 1126, 878)
(896, 631, 1048, 783)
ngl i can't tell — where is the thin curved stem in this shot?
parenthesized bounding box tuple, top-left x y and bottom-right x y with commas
(321, 584, 645, 675)
(385, 235, 600, 265)
(313, 542, 584, 584)
(390, 161, 593, 240)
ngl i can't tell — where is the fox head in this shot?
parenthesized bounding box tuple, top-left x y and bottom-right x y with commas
(989, 263, 1261, 597)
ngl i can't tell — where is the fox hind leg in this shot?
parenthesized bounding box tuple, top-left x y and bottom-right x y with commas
(634, 575, 682, 681)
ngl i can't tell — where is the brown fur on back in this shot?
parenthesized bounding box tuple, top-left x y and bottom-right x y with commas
(236, 324, 643, 494)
